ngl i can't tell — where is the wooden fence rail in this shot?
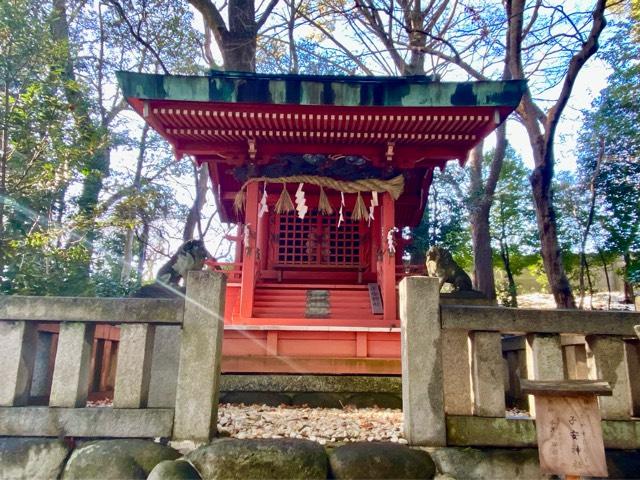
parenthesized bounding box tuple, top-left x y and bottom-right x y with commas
(0, 271, 226, 442)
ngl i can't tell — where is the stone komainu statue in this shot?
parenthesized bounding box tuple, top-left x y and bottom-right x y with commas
(425, 246, 473, 292)
(132, 239, 211, 298)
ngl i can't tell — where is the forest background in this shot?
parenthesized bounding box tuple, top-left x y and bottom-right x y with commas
(0, 0, 638, 309)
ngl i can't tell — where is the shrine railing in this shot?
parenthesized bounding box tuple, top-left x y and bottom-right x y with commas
(205, 260, 243, 283)
(400, 276, 640, 449)
(0, 271, 225, 442)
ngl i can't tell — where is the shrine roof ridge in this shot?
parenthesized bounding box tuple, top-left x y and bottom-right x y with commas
(116, 71, 526, 109)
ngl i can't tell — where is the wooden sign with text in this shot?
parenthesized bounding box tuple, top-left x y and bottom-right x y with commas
(521, 379, 612, 479)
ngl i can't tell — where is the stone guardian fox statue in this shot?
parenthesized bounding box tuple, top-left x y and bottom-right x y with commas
(425, 246, 473, 292)
(132, 239, 211, 298)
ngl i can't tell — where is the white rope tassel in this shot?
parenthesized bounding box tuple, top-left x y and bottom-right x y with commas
(295, 182, 308, 219)
(258, 183, 269, 218)
(338, 191, 345, 228)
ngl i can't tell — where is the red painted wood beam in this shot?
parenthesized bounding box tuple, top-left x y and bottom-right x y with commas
(381, 193, 397, 321)
(239, 182, 259, 318)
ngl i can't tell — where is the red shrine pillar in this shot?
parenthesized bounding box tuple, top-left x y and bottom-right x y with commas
(381, 192, 397, 321)
(239, 182, 259, 319)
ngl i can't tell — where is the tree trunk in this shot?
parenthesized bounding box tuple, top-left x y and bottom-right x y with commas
(137, 219, 150, 280)
(623, 252, 635, 304)
(578, 137, 604, 308)
(0, 82, 9, 279)
(470, 201, 496, 299)
(120, 124, 149, 284)
(182, 162, 210, 241)
(499, 240, 518, 308)
(52, 0, 109, 293)
(530, 160, 576, 308)
(598, 249, 612, 309)
(506, 0, 606, 309)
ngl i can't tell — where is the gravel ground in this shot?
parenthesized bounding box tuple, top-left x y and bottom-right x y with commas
(517, 291, 635, 310)
(217, 403, 405, 446)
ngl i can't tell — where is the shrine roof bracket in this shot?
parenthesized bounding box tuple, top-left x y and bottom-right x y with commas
(117, 71, 526, 108)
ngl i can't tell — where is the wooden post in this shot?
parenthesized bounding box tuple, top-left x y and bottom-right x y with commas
(0, 321, 37, 406)
(257, 204, 269, 271)
(400, 276, 446, 446)
(381, 192, 397, 321)
(239, 181, 259, 319)
(173, 271, 226, 442)
(49, 323, 96, 407)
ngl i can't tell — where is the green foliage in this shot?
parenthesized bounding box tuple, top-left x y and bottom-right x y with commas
(576, 21, 640, 291)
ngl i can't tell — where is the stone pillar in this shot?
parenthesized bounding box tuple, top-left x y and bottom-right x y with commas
(525, 333, 564, 417)
(113, 324, 155, 408)
(624, 340, 640, 417)
(442, 329, 473, 415)
(471, 331, 505, 417)
(147, 325, 181, 408)
(635, 296, 639, 313)
(173, 271, 226, 442)
(0, 321, 37, 406)
(562, 335, 589, 380)
(586, 335, 633, 419)
(49, 323, 96, 407)
(400, 276, 446, 447)
(30, 331, 54, 398)
(502, 336, 528, 411)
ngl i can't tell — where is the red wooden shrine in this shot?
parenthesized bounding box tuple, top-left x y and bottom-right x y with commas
(114, 71, 525, 376)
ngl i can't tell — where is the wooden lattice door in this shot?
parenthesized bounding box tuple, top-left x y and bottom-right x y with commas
(274, 211, 361, 266)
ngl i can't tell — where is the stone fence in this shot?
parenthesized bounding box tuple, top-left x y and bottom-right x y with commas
(0, 271, 226, 442)
(400, 276, 640, 449)
(1, 272, 638, 450)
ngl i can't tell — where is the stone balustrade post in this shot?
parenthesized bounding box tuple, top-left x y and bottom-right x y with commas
(49, 323, 96, 407)
(586, 335, 633, 420)
(399, 276, 446, 447)
(173, 271, 226, 442)
(442, 329, 473, 415)
(471, 331, 505, 417)
(525, 333, 564, 416)
(113, 324, 156, 408)
(0, 321, 38, 406)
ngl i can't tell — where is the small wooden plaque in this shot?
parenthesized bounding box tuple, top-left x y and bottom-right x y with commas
(534, 394, 608, 478)
(368, 283, 383, 315)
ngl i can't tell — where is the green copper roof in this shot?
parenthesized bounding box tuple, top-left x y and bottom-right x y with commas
(116, 71, 526, 108)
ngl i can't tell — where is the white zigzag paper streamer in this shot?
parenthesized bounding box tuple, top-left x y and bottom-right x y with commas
(368, 191, 378, 226)
(258, 184, 268, 218)
(338, 191, 345, 228)
(295, 182, 308, 219)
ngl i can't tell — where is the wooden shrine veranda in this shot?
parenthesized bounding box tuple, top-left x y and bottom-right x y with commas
(114, 70, 526, 375)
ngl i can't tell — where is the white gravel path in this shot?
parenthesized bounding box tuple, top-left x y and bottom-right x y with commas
(217, 403, 406, 446)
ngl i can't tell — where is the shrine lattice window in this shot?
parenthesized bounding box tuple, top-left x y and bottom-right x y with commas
(276, 211, 361, 266)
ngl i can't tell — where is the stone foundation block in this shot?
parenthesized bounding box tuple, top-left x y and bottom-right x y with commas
(148, 459, 202, 480)
(429, 447, 547, 479)
(61, 439, 180, 479)
(0, 437, 70, 480)
(187, 438, 327, 480)
(329, 442, 436, 479)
